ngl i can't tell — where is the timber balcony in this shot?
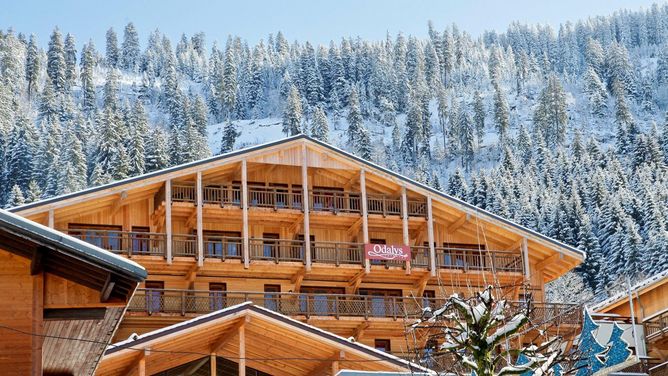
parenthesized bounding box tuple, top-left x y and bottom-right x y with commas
(159, 183, 428, 217)
(644, 310, 668, 342)
(127, 288, 582, 325)
(65, 229, 525, 273)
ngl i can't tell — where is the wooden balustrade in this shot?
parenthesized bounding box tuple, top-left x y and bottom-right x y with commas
(164, 183, 429, 217)
(128, 288, 582, 325)
(66, 229, 166, 256)
(67, 230, 525, 274)
(645, 311, 668, 341)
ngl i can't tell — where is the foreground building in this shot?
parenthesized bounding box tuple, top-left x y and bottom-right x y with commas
(97, 302, 432, 375)
(10, 135, 585, 367)
(594, 270, 668, 374)
(0, 208, 147, 375)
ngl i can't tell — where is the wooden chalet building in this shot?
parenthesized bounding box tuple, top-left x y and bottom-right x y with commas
(594, 269, 668, 374)
(0, 208, 147, 375)
(10, 135, 585, 366)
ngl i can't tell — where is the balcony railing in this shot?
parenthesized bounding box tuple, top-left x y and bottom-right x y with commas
(66, 230, 524, 274)
(645, 310, 668, 341)
(127, 288, 582, 325)
(166, 184, 426, 217)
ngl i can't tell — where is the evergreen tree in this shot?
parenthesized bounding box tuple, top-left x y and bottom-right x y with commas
(25, 34, 40, 99)
(47, 27, 66, 94)
(105, 28, 120, 68)
(220, 44, 238, 119)
(64, 33, 77, 90)
(472, 90, 485, 143)
(128, 101, 148, 176)
(310, 105, 329, 142)
(533, 74, 568, 147)
(80, 41, 97, 114)
(492, 82, 510, 142)
(282, 85, 303, 136)
(7, 185, 25, 207)
(145, 127, 170, 172)
(5, 112, 37, 192)
(121, 22, 140, 72)
(584, 67, 607, 118)
(220, 120, 238, 154)
(25, 180, 42, 203)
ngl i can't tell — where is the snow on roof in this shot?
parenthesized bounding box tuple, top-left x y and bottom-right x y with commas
(9, 134, 584, 260)
(0, 208, 146, 280)
(107, 302, 434, 374)
(592, 269, 668, 312)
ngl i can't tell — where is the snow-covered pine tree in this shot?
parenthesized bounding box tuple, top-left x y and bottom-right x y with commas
(533, 74, 568, 148)
(128, 101, 148, 176)
(282, 85, 303, 136)
(63, 33, 77, 91)
(310, 105, 329, 141)
(80, 41, 97, 114)
(473, 90, 485, 143)
(105, 27, 120, 68)
(47, 27, 67, 94)
(493, 81, 510, 142)
(145, 127, 170, 172)
(25, 34, 40, 100)
(220, 120, 238, 154)
(121, 22, 140, 72)
(7, 184, 25, 207)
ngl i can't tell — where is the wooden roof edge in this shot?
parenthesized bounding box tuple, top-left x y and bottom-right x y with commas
(9, 134, 585, 262)
(0, 209, 147, 282)
(592, 268, 668, 312)
(104, 301, 433, 374)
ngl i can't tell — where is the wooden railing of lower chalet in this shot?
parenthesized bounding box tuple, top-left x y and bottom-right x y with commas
(127, 288, 582, 325)
(168, 184, 427, 217)
(66, 230, 524, 273)
(645, 310, 668, 341)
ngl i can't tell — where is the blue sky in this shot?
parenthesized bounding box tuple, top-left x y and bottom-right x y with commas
(0, 0, 663, 48)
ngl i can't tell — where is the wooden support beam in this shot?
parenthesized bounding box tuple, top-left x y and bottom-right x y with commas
(535, 253, 561, 271)
(47, 209, 54, 228)
(211, 317, 250, 353)
(346, 217, 363, 237)
(360, 170, 370, 273)
(182, 356, 209, 376)
(110, 190, 129, 216)
(210, 353, 217, 376)
(306, 350, 345, 376)
(289, 214, 304, 234)
(30, 249, 43, 275)
(196, 171, 204, 267)
(446, 213, 470, 233)
(302, 144, 312, 271)
(137, 352, 146, 376)
(31, 272, 43, 376)
(165, 180, 173, 264)
(521, 237, 530, 279)
(291, 268, 306, 291)
(100, 273, 115, 302)
(414, 273, 431, 297)
(507, 237, 525, 252)
(238, 317, 246, 376)
(401, 186, 411, 275)
(427, 196, 436, 277)
(242, 160, 250, 269)
(346, 269, 365, 294)
(352, 322, 369, 340)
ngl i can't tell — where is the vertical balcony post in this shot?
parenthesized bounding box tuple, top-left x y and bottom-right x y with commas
(360, 169, 370, 273)
(196, 171, 204, 266)
(302, 144, 312, 270)
(401, 186, 410, 275)
(165, 179, 173, 264)
(47, 209, 54, 228)
(242, 160, 250, 268)
(427, 196, 436, 277)
(521, 237, 530, 280)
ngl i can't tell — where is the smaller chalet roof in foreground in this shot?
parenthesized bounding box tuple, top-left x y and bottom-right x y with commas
(592, 269, 668, 313)
(99, 302, 434, 376)
(0, 208, 147, 281)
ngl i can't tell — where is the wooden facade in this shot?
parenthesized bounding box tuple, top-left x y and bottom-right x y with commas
(0, 209, 146, 376)
(594, 270, 668, 363)
(10, 135, 585, 364)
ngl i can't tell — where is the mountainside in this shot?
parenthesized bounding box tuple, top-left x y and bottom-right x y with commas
(1, 4, 668, 301)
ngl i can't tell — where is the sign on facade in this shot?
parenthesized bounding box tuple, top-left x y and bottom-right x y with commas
(364, 244, 411, 261)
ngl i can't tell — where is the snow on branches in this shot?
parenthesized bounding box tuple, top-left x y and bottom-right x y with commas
(411, 286, 564, 376)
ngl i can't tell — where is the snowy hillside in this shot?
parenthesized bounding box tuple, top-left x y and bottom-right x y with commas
(1, 4, 668, 301)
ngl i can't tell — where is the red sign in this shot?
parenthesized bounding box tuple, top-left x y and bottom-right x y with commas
(364, 244, 411, 261)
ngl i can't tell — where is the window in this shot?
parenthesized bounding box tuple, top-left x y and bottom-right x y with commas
(144, 281, 164, 314)
(209, 283, 227, 311)
(262, 233, 280, 259)
(131, 226, 150, 254)
(359, 289, 402, 317)
(203, 231, 241, 258)
(270, 183, 289, 209)
(374, 339, 391, 352)
(68, 223, 123, 251)
(264, 285, 281, 311)
(312, 186, 343, 212)
(300, 286, 344, 315)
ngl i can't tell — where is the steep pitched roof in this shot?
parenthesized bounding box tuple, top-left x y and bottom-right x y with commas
(9, 134, 584, 261)
(101, 302, 434, 375)
(0, 208, 146, 281)
(592, 268, 668, 313)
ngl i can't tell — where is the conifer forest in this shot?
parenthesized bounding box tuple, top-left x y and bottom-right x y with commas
(2, 4, 668, 300)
